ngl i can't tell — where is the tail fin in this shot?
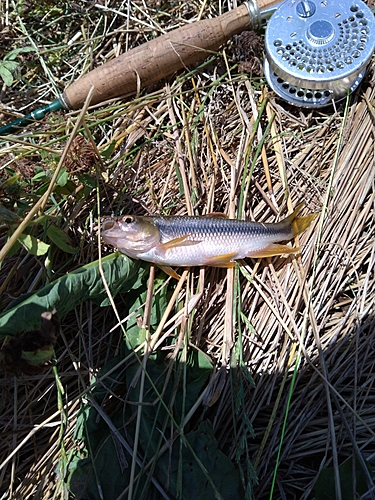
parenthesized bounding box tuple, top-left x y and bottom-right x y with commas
(285, 202, 319, 237)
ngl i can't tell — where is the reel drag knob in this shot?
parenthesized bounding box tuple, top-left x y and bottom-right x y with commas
(306, 20, 335, 45)
(263, 0, 375, 107)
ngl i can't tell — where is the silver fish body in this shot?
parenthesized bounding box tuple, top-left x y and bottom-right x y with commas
(101, 205, 316, 268)
(137, 216, 293, 266)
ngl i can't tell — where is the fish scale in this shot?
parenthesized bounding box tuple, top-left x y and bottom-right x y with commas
(152, 216, 284, 245)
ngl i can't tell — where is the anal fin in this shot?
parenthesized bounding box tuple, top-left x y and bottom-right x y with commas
(204, 252, 237, 267)
(248, 244, 300, 259)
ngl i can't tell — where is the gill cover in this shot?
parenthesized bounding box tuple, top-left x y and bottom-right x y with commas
(101, 215, 160, 257)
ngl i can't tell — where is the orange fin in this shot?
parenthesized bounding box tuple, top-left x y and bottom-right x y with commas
(204, 252, 237, 267)
(248, 244, 300, 259)
(158, 235, 200, 252)
(158, 265, 181, 279)
(284, 202, 319, 237)
(292, 213, 318, 237)
(205, 212, 229, 218)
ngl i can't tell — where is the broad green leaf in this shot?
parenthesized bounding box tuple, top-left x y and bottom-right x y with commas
(68, 412, 241, 500)
(66, 353, 231, 500)
(55, 167, 69, 187)
(161, 420, 242, 500)
(21, 345, 55, 365)
(17, 233, 50, 256)
(2, 61, 18, 72)
(0, 173, 20, 188)
(125, 347, 212, 426)
(0, 252, 142, 337)
(100, 140, 116, 160)
(4, 234, 21, 258)
(0, 66, 13, 86)
(124, 275, 170, 349)
(315, 457, 373, 500)
(31, 171, 48, 182)
(4, 46, 36, 61)
(46, 224, 77, 254)
(77, 173, 97, 188)
(0, 205, 21, 224)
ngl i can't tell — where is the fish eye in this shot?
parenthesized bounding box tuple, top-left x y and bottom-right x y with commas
(123, 216, 134, 224)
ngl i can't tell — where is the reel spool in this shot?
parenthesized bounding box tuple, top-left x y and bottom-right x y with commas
(264, 0, 375, 107)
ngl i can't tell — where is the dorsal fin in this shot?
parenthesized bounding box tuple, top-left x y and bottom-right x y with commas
(205, 212, 229, 218)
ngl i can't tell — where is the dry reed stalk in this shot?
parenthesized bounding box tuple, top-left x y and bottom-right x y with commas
(1, 1, 375, 499)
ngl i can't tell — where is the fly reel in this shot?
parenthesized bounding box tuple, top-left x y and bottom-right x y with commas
(264, 0, 375, 107)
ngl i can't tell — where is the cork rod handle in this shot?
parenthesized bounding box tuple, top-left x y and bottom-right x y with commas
(62, 0, 280, 110)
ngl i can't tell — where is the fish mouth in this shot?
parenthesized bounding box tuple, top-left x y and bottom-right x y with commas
(101, 218, 120, 233)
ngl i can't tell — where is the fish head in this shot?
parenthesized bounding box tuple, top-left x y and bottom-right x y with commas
(101, 215, 160, 257)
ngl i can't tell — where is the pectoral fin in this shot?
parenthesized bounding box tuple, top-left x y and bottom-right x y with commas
(204, 252, 237, 267)
(158, 235, 200, 252)
(248, 244, 300, 258)
(158, 265, 181, 279)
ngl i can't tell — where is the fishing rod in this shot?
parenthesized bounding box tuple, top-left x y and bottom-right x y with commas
(1, 0, 375, 135)
(0, 0, 279, 136)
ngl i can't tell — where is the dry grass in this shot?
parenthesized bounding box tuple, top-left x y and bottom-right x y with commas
(1, 1, 375, 499)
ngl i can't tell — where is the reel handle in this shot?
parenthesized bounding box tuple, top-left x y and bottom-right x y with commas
(62, 0, 280, 110)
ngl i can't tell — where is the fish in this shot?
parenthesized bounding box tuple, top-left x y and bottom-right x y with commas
(101, 203, 317, 276)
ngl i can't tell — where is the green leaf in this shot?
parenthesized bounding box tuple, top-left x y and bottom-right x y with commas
(5, 234, 22, 258)
(1, 61, 18, 72)
(100, 141, 116, 160)
(0, 205, 21, 225)
(21, 345, 55, 365)
(68, 406, 240, 500)
(0, 173, 20, 188)
(124, 275, 170, 349)
(31, 171, 48, 182)
(0, 252, 142, 337)
(77, 173, 97, 188)
(55, 167, 69, 187)
(46, 224, 77, 254)
(164, 420, 242, 500)
(17, 233, 50, 256)
(314, 457, 373, 500)
(4, 46, 36, 61)
(66, 353, 229, 500)
(0, 66, 13, 86)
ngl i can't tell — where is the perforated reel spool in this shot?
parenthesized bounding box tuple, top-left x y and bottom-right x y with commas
(264, 0, 375, 107)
